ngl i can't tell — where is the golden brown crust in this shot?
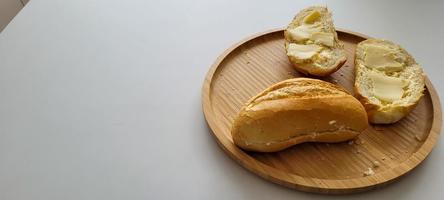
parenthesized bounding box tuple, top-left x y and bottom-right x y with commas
(232, 78, 368, 152)
(246, 78, 349, 105)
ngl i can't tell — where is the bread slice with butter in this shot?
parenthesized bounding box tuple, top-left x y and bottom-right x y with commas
(354, 39, 425, 124)
(284, 6, 346, 76)
(232, 78, 368, 152)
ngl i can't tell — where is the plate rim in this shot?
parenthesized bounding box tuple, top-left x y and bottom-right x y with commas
(201, 28, 442, 193)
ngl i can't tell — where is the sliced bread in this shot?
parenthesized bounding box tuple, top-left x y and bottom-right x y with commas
(284, 6, 347, 76)
(354, 39, 425, 124)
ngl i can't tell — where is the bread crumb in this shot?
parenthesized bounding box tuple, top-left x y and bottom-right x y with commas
(329, 120, 336, 125)
(381, 157, 386, 161)
(355, 149, 361, 154)
(363, 168, 374, 176)
(373, 161, 380, 168)
(340, 73, 344, 76)
(415, 134, 422, 141)
(348, 140, 354, 145)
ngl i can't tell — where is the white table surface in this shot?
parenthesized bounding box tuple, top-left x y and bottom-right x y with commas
(0, 0, 443, 199)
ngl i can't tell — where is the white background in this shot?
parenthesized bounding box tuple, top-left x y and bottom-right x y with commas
(0, 0, 443, 199)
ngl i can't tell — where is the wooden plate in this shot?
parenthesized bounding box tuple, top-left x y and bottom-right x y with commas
(201, 28, 442, 194)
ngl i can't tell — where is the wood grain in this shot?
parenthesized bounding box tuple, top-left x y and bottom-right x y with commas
(202, 28, 442, 194)
(0, 0, 23, 32)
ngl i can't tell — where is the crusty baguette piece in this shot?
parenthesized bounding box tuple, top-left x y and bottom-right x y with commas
(354, 39, 425, 124)
(284, 6, 346, 76)
(231, 78, 368, 152)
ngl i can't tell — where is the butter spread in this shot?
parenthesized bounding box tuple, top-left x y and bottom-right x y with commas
(311, 32, 334, 47)
(364, 44, 404, 72)
(303, 11, 321, 24)
(287, 24, 322, 41)
(287, 43, 322, 60)
(369, 72, 407, 102)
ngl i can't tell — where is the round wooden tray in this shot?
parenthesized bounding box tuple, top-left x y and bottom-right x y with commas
(201, 28, 442, 194)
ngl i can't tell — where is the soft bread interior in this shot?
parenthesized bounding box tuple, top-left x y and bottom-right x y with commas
(355, 39, 425, 123)
(285, 6, 346, 74)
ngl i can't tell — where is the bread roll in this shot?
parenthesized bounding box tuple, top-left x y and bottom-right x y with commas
(232, 78, 368, 152)
(354, 39, 425, 124)
(284, 6, 346, 76)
